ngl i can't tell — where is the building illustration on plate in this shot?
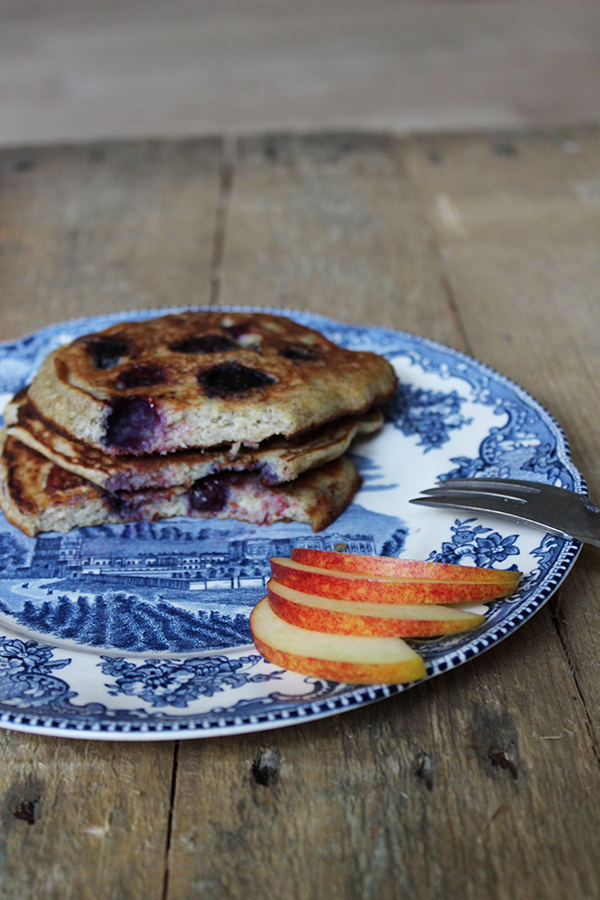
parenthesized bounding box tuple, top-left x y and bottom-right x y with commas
(4, 528, 378, 594)
(0, 510, 408, 654)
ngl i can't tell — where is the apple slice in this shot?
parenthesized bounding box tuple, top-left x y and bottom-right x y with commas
(250, 597, 426, 685)
(269, 557, 516, 604)
(290, 548, 520, 587)
(267, 579, 486, 637)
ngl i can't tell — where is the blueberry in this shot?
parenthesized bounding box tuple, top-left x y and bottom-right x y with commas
(258, 464, 278, 485)
(199, 363, 276, 398)
(279, 345, 321, 361)
(105, 491, 139, 518)
(189, 474, 230, 513)
(114, 365, 167, 389)
(89, 339, 128, 370)
(106, 397, 160, 451)
(170, 335, 237, 354)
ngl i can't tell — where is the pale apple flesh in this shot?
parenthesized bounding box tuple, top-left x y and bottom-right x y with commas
(267, 579, 486, 637)
(250, 597, 427, 685)
(290, 548, 521, 586)
(269, 558, 516, 604)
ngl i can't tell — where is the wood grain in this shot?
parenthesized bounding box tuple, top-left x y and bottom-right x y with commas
(0, 731, 175, 900)
(0, 139, 222, 342)
(219, 133, 464, 350)
(404, 126, 600, 751)
(0, 138, 221, 898)
(0, 130, 599, 899)
(165, 131, 600, 900)
(3, 0, 600, 146)
(167, 608, 600, 900)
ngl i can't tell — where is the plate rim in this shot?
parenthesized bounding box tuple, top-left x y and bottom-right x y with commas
(0, 305, 584, 740)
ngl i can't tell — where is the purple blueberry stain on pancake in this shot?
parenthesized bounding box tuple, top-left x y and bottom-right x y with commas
(189, 473, 232, 513)
(257, 463, 278, 485)
(170, 334, 237, 354)
(106, 397, 161, 451)
(105, 490, 144, 519)
(198, 363, 277, 399)
(89, 338, 128, 370)
(114, 365, 167, 389)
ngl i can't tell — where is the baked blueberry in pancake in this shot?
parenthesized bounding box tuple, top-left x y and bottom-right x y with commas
(5, 390, 383, 491)
(1, 311, 395, 536)
(26, 311, 397, 455)
(0, 434, 361, 537)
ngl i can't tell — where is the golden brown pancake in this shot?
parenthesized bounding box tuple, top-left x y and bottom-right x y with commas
(27, 311, 397, 455)
(5, 389, 382, 491)
(0, 433, 361, 537)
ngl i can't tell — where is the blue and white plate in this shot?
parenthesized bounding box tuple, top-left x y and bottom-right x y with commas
(0, 308, 582, 740)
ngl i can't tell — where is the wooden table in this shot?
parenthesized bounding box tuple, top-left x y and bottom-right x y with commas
(0, 128, 599, 900)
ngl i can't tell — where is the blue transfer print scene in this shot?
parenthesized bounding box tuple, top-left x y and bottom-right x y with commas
(0, 330, 567, 658)
(0, 504, 410, 654)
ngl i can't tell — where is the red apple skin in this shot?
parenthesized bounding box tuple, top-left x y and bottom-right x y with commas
(290, 549, 520, 586)
(250, 600, 426, 685)
(267, 581, 485, 637)
(270, 558, 515, 604)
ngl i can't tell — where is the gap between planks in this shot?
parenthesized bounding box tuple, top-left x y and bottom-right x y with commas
(549, 601, 600, 769)
(162, 741, 181, 900)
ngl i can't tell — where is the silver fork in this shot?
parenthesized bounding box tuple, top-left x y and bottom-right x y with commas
(409, 478, 600, 546)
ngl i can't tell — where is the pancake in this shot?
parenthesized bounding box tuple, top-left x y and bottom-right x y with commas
(26, 311, 397, 455)
(5, 390, 382, 491)
(0, 434, 361, 537)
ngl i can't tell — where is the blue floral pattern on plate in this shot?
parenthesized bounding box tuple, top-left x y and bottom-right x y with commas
(101, 654, 283, 707)
(385, 383, 472, 451)
(0, 306, 583, 740)
(427, 519, 520, 568)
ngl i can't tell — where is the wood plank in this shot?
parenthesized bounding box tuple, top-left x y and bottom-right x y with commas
(404, 125, 600, 747)
(166, 608, 600, 900)
(0, 138, 222, 342)
(168, 132, 600, 900)
(218, 133, 464, 350)
(3, 0, 600, 146)
(0, 136, 223, 897)
(404, 127, 600, 477)
(0, 730, 175, 900)
(0, 129, 598, 899)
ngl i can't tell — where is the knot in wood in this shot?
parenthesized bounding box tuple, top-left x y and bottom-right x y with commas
(13, 797, 39, 825)
(414, 750, 433, 790)
(252, 748, 282, 787)
(489, 748, 518, 780)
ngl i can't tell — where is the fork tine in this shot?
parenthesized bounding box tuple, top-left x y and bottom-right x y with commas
(419, 486, 528, 505)
(408, 494, 574, 538)
(421, 478, 598, 511)
(421, 478, 542, 498)
(410, 478, 600, 545)
(410, 494, 528, 516)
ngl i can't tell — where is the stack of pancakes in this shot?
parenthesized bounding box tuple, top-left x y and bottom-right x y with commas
(0, 311, 397, 537)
